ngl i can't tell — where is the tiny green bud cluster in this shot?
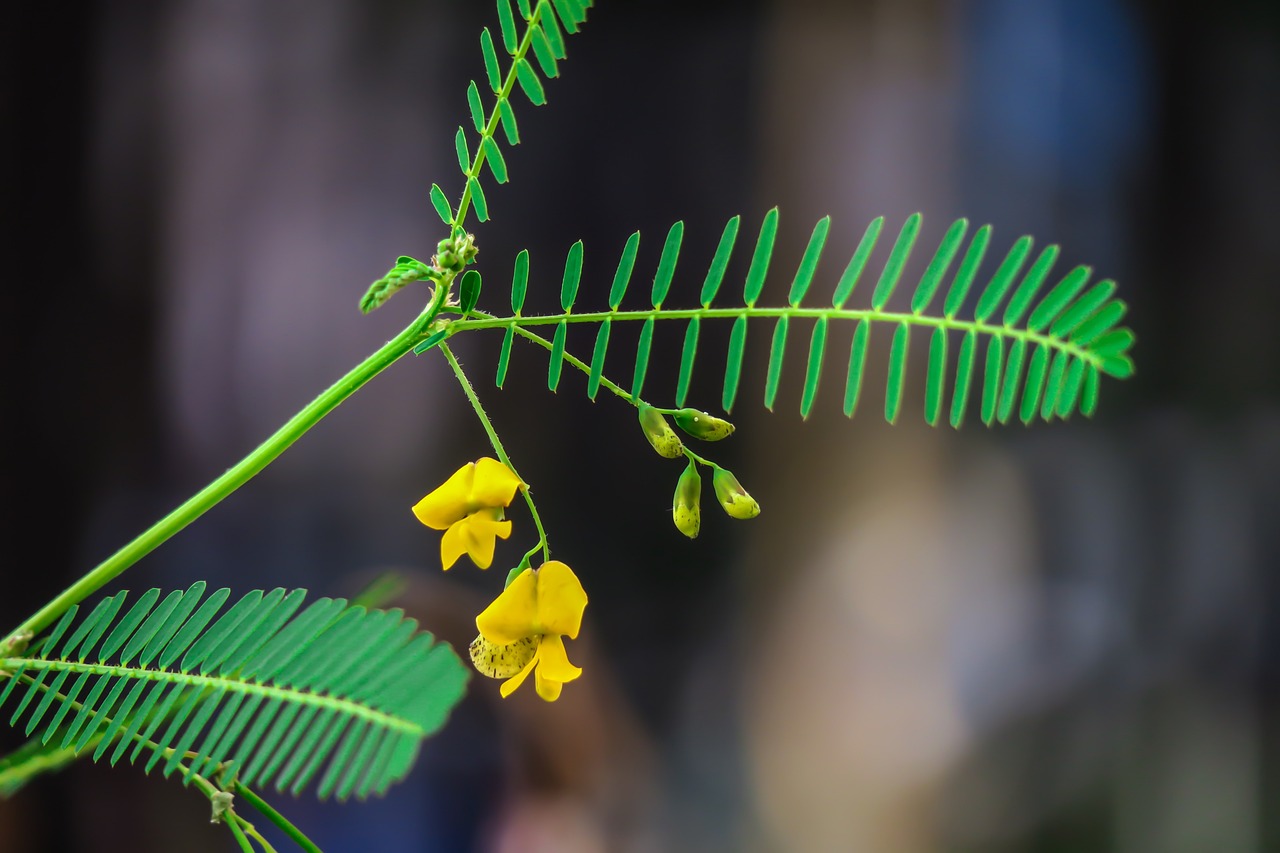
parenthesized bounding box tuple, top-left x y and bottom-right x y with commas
(433, 231, 479, 277)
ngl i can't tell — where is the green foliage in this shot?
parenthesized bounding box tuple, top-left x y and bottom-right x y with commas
(0, 585, 467, 801)
(431, 211, 1134, 424)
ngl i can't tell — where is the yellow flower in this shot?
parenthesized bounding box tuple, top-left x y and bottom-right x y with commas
(412, 457, 523, 570)
(472, 561, 587, 701)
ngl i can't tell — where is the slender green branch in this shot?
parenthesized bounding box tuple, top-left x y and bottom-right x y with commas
(8, 299, 445, 643)
(239, 818, 281, 853)
(234, 781, 323, 853)
(226, 815, 256, 853)
(452, 1, 549, 229)
(437, 342, 550, 564)
(448, 305, 1107, 368)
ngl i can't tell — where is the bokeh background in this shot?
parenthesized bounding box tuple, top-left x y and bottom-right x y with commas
(4, 0, 1280, 851)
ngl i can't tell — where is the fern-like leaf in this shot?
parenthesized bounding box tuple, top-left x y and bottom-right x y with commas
(428, 211, 1135, 425)
(0, 585, 468, 801)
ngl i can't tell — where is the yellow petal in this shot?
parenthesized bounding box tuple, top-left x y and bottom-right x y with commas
(534, 670, 563, 702)
(458, 509, 512, 569)
(470, 457, 524, 508)
(499, 655, 537, 698)
(412, 463, 475, 530)
(533, 634, 582, 683)
(533, 561, 588, 639)
(476, 568, 538, 644)
(439, 520, 470, 571)
(470, 634, 538, 679)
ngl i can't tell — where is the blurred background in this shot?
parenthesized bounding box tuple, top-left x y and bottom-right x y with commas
(3, 0, 1279, 851)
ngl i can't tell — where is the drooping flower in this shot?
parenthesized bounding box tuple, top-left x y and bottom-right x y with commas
(672, 459, 702, 539)
(672, 408, 735, 441)
(412, 457, 523, 570)
(472, 560, 587, 701)
(637, 404, 684, 458)
(711, 465, 761, 519)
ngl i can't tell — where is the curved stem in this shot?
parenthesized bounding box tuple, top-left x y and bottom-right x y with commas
(234, 782, 323, 853)
(226, 816, 256, 853)
(437, 342, 550, 564)
(9, 300, 443, 642)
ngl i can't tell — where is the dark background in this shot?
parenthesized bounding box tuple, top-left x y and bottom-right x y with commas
(3, 1, 1279, 851)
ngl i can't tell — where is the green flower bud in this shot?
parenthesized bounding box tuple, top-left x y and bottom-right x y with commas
(638, 404, 684, 458)
(672, 408, 735, 441)
(672, 461, 702, 539)
(712, 466, 761, 519)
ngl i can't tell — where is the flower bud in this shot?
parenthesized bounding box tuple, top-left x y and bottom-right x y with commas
(638, 404, 684, 458)
(672, 408, 735, 441)
(672, 461, 702, 539)
(712, 466, 761, 519)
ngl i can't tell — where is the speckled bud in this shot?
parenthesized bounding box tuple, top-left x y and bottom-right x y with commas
(469, 634, 539, 679)
(712, 466, 761, 519)
(638, 404, 684, 458)
(672, 461, 702, 539)
(672, 408, 735, 441)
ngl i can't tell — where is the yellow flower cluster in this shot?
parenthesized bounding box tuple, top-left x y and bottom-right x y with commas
(414, 459, 586, 702)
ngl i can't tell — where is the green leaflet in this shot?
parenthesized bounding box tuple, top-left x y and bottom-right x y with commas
(833, 217, 883, 308)
(744, 208, 778, 307)
(885, 322, 910, 424)
(632, 318, 655, 398)
(723, 315, 748, 412)
(610, 231, 640, 310)
(765, 316, 789, 411)
(949, 330, 977, 428)
(700, 215, 740, 307)
(801, 317, 827, 420)
(1, 588, 467, 800)
(912, 218, 968, 315)
(676, 317, 700, 407)
(561, 240, 584, 312)
(652, 221, 683, 308)
(515, 58, 546, 106)
(844, 321, 870, 418)
(480, 29, 502, 91)
(549, 321, 567, 390)
(974, 235, 1032, 321)
(789, 216, 830, 307)
(588, 318, 610, 400)
(925, 326, 947, 426)
(467, 81, 485, 133)
(871, 213, 921, 311)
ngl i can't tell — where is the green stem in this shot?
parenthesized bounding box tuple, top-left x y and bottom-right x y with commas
(226, 815, 256, 853)
(234, 782, 323, 853)
(437, 342, 550, 564)
(9, 300, 443, 642)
